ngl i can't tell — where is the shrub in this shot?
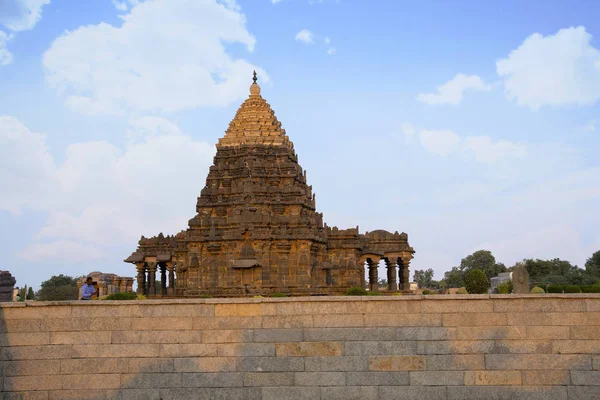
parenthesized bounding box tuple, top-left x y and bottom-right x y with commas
(464, 269, 489, 294)
(547, 284, 564, 293)
(104, 292, 137, 300)
(422, 289, 432, 295)
(564, 285, 582, 293)
(497, 281, 512, 294)
(456, 288, 468, 294)
(392, 292, 403, 296)
(136, 294, 147, 300)
(367, 291, 383, 296)
(530, 286, 545, 294)
(270, 292, 288, 297)
(581, 284, 600, 293)
(345, 286, 369, 296)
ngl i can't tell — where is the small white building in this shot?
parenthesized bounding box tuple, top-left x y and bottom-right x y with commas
(490, 272, 512, 293)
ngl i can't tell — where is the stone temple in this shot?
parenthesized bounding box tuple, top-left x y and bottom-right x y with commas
(125, 73, 414, 297)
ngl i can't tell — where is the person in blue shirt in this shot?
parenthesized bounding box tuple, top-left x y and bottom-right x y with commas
(81, 277, 96, 300)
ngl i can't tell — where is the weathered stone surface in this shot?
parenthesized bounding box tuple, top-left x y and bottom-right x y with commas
(426, 355, 485, 370)
(262, 386, 320, 400)
(521, 370, 570, 386)
(447, 386, 567, 400)
(368, 356, 426, 371)
(240, 357, 304, 372)
(320, 386, 378, 400)
(410, 371, 464, 386)
(345, 371, 409, 386)
(345, 341, 417, 356)
(295, 372, 345, 386)
(378, 386, 447, 399)
(304, 356, 368, 371)
(464, 370, 522, 385)
(275, 341, 343, 357)
(243, 372, 295, 387)
(511, 265, 530, 294)
(485, 354, 592, 370)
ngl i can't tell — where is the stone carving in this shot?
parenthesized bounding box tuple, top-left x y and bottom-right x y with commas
(125, 73, 415, 297)
(0, 271, 16, 302)
(512, 265, 530, 294)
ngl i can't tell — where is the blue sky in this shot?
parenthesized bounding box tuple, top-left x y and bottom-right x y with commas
(1, 0, 600, 290)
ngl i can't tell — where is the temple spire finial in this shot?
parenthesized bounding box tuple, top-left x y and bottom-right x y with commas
(252, 70, 257, 84)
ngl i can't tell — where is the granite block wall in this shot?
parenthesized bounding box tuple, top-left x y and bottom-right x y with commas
(1, 295, 600, 399)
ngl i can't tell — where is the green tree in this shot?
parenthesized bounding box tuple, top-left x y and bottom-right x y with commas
(585, 250, 600, 279)
(459, 250, 507, 279)
(464, 269, 489, 294)
(26, 287, 35, 300)
(36, 274, 79, 301)
(443, 267, 465, 288)
(518, 258, 595, 286)
(413, 268, 434, 289)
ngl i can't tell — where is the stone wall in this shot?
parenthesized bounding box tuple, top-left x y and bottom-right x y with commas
(1, 295, 600, 399)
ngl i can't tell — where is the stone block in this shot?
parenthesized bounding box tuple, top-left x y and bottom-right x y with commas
(410, 371, 463, 386)
(41, 317, 132, 332)
(3, 392, 50, 400)
(275, 341, 343, 357)
(378, 386, 447, 399)
(218, 343, 275, 357)
(168, 387, 261, 400)
(50, 331, 112, 345)
(304, 327, 396, 341)
(442, 313, 507, 326)
(240, 356, 304, 372)
(426, 355, 485, 370)
(0, 332, 50, 346)
(526, 326, 570, 339)
(494, 298, 587, 313)
(159, 344, 218, 357)
(3, 360, 61, 376)
(174, 357, 238, 372)
(49, 389, 111, 399)
(126, 358, 175, 373)
(464, 370, 522, 385)
(111, 330, 203, 344)
(521, 370, 570, 385)
(3, 306, 71, 320)
(137, 304, 214, 318)
(262, 386, 321, 400)
(215, 303, 275, 317)
(4, 375, 63, 391)
(61, 374, 122, 389)
(253, 328, 303, 342)
(571, 370, 600, 385)
(120, 373, 182, 388)
(365, 299, 421, 314)
(553, 340, 600, 354)
(202, 329, 253, 343)
(59, 358, 127, 374)
(568, 386, 600, 400)
(493, 340, 552, 354)
(72, 344, 159, 358)
(304, 356, 368, 371)
(261, 315, 313, 329)
(595, 356, 600, 370)
(275, 301, 365, 316)
(194, 316, 263, 330)
(364, 313, 441, 327)
(368, 356, 426, 371)
(346, 371, 409, 386)
(485, 354, 592, 370)
(295, 372, 345, 386)
(455, 326, 526, 340)
(0, 319, 42, 333)
(417, 340, 494, 355)
(105, 389, 162, 400)
(180, 372, 244, 387)
(422, 299, 493, 314)
(397, 327, 457, 340)
(131, 317, 192, 331)
(313, 314, 363, 328)
(571, 326, 600, 340)
(345, 341, 417, 356)
(243, 372, 295, 386)
(447, 385, 567, 400)
(320, 386, 378, 400)
(2, 345, 71, 360)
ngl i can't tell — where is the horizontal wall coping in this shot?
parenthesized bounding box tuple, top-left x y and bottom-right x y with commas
(2, 293, 600, 308)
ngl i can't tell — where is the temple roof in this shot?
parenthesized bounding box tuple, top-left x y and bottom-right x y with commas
(218, 72, 293, 149)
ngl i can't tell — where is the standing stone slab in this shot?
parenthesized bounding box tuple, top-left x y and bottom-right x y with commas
(512, 266, 530, 294)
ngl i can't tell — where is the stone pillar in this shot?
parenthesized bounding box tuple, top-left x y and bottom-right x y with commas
(0, 271, 16, 302)
(167, 262, 175, 296)
(159, 263, 167, 296)
(368, 259, 379, 292)
(135, 263, 146, 295)
(147, 262, 157, 296)
(386, 258, 398, 291)
(399, 259, 411, 291)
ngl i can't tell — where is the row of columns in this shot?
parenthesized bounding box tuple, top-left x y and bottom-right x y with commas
(367, 257, 410, 292)
(135, 262, 177, 296)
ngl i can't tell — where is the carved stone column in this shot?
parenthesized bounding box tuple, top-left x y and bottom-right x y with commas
(167, 262, 175, 296)
(399, 259, 411, 291)
(159, 263, 167, 296)
(385, 257, 398, 291)
(368, 259, 379, 292)
(135, 263, 146, 295)
(147, 262, 157, 296)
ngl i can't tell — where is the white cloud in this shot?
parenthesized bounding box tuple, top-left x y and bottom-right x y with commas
(583, 120, 596, 133)
(0, 31, 13, 65)
(295, 29, 314, 44)
(1, 116, 215, 262)
(324, 36, 330, 45)
(43, 0, 266, 115)
(271, 0, 283, 3)
(463, 136, 526, 164)
(18, 240, 104, 262)
(417, 74, 491, 106)
(497, 26, 600, 110)
(418, 129, 461, 156)
(327, 47, 336, 55)
(0, 0, 51, 32)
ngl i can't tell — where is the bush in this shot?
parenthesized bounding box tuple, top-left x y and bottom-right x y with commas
(270, 292, 288, 297)
(464, 269, 490, 294)
(581, 284, 600, 293)
(422, 289, 432, 295)
(456, 288, 468, 294)
(547, 284, 564, 293)
(104, 292, 137, 300)
(497, 281, 512, 294)
(392, 292, 403, 296)
(136, 294, 147, 300)
(367, 291, 383, 296)
(345, 287, 369, 296)
(564, 285, 582, 293)
(530, 286, 545, 294)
